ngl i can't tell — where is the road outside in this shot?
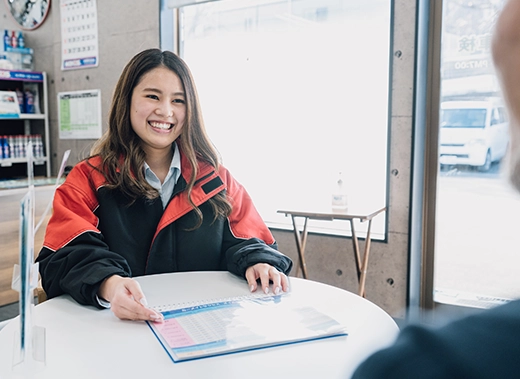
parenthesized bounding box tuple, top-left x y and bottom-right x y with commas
(435, 161, 520, 306)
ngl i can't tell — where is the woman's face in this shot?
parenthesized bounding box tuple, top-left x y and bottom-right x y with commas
(130, 66, 186, 157)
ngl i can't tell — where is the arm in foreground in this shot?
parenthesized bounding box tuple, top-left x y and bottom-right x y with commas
(351, 300, 520, 379)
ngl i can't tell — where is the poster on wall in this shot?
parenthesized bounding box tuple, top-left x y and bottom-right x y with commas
(60, 0, 99, 70)
(58, 90, 102, 139)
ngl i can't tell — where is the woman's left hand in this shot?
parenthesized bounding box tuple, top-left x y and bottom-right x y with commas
(245, 263, 290, 295)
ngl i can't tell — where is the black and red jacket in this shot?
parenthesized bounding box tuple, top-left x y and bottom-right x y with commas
(36, 153, 292, 308)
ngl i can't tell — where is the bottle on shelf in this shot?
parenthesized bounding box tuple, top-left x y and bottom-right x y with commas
(0, 135, 8, 159)
(10, 31, 18, 48)
(24, 88, 35, 113)
(36, 134, 44, 158)
(3, 30, 9, 50)
(15, 88, 25, 113)
(17, 31, 25, 49)
(331, 171, 348, 213)
(29, 135, 43, 158)
(13, 135, 19, 158)
(16, 135, 23, 158)
(7, 136, 14, 158)
(20, 135, 27, 158)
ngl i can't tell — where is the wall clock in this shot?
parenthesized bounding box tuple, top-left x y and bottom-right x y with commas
(5, 0, 51, 30)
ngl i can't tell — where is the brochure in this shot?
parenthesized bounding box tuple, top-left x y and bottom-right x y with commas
(0, 90, 20, 117)
(147, 292, 348, 363)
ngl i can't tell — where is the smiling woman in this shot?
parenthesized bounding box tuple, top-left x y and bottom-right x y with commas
(35, 48, 293, 323)
(5, 0, 51, 30)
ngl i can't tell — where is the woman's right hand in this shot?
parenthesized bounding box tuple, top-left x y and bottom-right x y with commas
(98, 275, 164, 322)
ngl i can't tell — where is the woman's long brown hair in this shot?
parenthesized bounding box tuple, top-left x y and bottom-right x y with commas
(90, 48, 231, 227)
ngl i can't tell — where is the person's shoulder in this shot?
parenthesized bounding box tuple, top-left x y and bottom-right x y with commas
(85, 155, 103, 165)
(192, 154, 233, 181)
(216, 162, 231, 176)
(215, 163, 239, 185)
(471, 298, 520, 323)
(69, 156, 101, 175)
(65, 155, 106, 189)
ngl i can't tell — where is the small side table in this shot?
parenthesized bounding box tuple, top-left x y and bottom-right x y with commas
(277, 207, 386, 298)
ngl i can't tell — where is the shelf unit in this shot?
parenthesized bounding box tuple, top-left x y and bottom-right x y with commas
(0, 69, 51, 178)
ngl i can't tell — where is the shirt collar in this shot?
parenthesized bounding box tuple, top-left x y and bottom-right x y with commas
(143, 142, 182, 184)
(171, 142, 181, 180)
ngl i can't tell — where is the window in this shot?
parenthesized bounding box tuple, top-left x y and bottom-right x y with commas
(441, 108, 487, 128)
(490, 108, 499, 126)
(498, 107, 507, 123)
(165, 0, 392, 238)
(435, 0, 520, 308)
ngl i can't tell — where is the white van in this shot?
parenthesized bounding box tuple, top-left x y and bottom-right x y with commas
(439, 99, 509, 171)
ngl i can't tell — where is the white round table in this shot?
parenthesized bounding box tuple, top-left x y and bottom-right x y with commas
(0, 272, 399, 378)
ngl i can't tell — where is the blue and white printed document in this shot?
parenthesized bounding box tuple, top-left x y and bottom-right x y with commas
(147, 293, 348, 363)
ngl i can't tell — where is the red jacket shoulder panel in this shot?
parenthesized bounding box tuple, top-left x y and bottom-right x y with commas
(42, 159, 104, 251)
(218, 166, 275, 245)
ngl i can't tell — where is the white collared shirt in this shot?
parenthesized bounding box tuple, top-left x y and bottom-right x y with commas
(143, 142, 182, 209)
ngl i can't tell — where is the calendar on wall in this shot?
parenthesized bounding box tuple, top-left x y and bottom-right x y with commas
(60, 0, 99, 70)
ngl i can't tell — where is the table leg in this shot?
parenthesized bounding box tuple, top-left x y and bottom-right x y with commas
(291, 215, 309, 279)
(349, 220, 362, 282)
(357, 219, 373, 298)
(349, 219, 375, 298)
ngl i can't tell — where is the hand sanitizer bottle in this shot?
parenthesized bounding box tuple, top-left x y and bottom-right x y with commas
(331, 172, 348, 213)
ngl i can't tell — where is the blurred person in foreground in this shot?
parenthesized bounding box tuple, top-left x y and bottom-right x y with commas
(352, 1, 520, 378)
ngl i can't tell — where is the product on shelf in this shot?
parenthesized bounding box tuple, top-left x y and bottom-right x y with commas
(10, 31, 17, 48)
(3, 31, 8, 51)
(24, 87, 35, 113)
(0, 70, 50, 178)
(15, 88, 24, 113)
(0, 90, 20, 117)
(0, 134, 44, 160)
(0, 83, 41, 115)
(17, 32, 24, 49)
(0, 29, 33, 71)
(0, 135, 9, 158)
